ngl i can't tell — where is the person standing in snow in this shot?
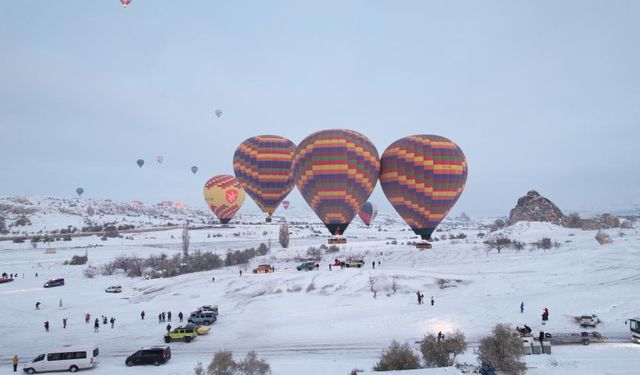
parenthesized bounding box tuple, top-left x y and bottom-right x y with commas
(166, 324, 171, 333)
(178, 312, 183, 323)
(102, 316, 107, 325)
(85, 313, 90, 323)
(542, 308, 549, 325)
(141, 310, 145, 320)
(372, 261, 375, 269)
(239, 270, 243, 277)
(12, 355, 18, 372)
(521, 301, 524, 314)
(63, 318, 67, 329)
(110, 317, 115, 328)
(94, 318, 99, 332)
(162, 312, 166, 322)
(167, 311, 172, 322)
(212, 276, 215, 283)
(44, 321, 49, 332)
(430, 296, 434, 306)
(416, 291, 421, 304)
(35, 302, 40, 310)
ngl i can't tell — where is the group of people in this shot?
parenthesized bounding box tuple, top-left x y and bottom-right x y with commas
(2, 272, 21, 279)
(416, 291, 434, 306)
(139, 310, 184, 323)
(42, 314, 116, 332)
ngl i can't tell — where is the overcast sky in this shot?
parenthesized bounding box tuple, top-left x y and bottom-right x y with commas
(1, 1, 639, 217)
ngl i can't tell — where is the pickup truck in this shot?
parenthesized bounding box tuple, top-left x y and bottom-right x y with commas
(296, 261, 317, 271)
(580, 314, 599, 327)
(253, 264, 272, 274)
(345, 259, 364, 268)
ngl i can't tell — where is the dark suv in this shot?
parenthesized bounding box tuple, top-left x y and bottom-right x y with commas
(125, 346, 171, 366)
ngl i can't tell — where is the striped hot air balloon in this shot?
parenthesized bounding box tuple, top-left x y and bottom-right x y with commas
(293, 129, 380, 239)
(282, 200, 290, 210)
(203, 175, 246, 224)
(358, 201, 377, 226)
(380, 135, 467, 245)
(233, 135, 296, 222)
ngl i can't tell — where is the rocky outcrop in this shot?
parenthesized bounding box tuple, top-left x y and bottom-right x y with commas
(509, 191, 565, 225)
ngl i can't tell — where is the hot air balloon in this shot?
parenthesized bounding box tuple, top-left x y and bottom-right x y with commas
(282, 200, 290, 210)
(157, 155, 164, 164)
(358, 201, 377, 226)
(191, 166, 199, 174)
(293, 129, 380, 243)
(136, 159, 144, 168)
(233, 135, 296, 222)
(75, 187, 84, 197)
(120, 0, 131, 7)
(203, 175, 246, 224)
(215, 109, 223, 118)
(380, 135, 467, 248)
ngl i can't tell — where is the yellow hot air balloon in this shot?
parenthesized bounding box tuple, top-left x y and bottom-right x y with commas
(203, 175, 246, 224)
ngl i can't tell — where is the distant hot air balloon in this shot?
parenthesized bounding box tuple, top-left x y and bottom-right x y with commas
(136, 159, 144, 168)
(282, 200, 290, 210)
(358, 201, 377, 226)
(233, 135, 296, 222)
(203, 175, 246, 224)
(75, 187, 84, 197)
(380, 135, 467, 248)
(191, 166, 199, 174)
(215, 109, 223, 118)
(120, 0, 131, 7)
(156, 155, 164, 164)
(131, 200, 142, 206)
(293, 129, 380, 242)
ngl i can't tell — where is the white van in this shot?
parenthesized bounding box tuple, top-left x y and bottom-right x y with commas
(23, 345, 99, 373)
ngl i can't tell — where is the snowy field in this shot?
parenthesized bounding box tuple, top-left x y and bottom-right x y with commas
(1, 206, 639, 374)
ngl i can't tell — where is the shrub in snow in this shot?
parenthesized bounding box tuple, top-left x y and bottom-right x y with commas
(373, 340, 420, 371)
(207, 350, 236, 375)
(595, 230, 613, 245)
(257, 243, 269, 255)
(83, 266, 97, 278)
(203, 350, 270, 375)
(64, 254, 88, 265)
(420, 330, 467, 367)
(478, 324, 526, 375)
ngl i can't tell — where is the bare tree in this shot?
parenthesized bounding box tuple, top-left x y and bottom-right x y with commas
(207, 350, 236, 375)
(373, 340, 421, 371)
(420, 330, 467, 367)
(478, 324, 526, 375)
(237, 350, 271, 375)
(279, 222, 290, 249)
(127, 256, 144, 277)
(182, 225, 190, 258)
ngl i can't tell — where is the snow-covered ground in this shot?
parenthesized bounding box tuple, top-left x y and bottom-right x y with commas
(1, 199, 639, 374)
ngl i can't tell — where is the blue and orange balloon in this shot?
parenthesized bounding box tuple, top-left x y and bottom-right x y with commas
(380, 135, 467, 241)
(293, 129, 380, 236)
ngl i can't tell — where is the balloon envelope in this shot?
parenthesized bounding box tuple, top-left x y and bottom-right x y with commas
(380, 135, 467, 240)
(75, 187, 84, 197)
(293, 129, 380, 236)
(203, 175, 245, 224)
(215, 109, 223, 118)
(191, 166, 198, 174)
(233, 135, 296, 218)
(358, 201, 377, 226)
(282, 200, 290, 210)
(120, 0, 131, 7)
(136, 159, 144, 168)
(156, 156, 163, 164)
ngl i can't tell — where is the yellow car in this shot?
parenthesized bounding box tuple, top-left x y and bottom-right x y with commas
(184, 324, 210, 335)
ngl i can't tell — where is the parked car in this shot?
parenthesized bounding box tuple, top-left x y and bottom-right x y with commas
(296, 261, 317, 271)
(345, 259, 364, 268)
(197, 305, 219, 316)
(188, 311, 217, 325)
(580, 314, 600, 327)
(43, 278, 65, 288)
(183, 324, 210, 335)
(23, 344, 99, 374)
(105, 285, 122, 293)
(125, 346, 171, 366)
(164, 327, 197, 343)
(253, 264, 272, 274)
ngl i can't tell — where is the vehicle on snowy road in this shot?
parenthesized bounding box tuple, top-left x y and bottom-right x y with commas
(296, 261, 317, 271)
(580, 314, 599, 327)
(188, 311, 217, 325)
(23, 344, 99, 374)
(43, 278, 65, 288)
(105, 285, 122, 293)
(125, 346, 171, 367)
(626, 318, 640, 343)
(253, 264, 272, 274)
(164, 327, 197, 343)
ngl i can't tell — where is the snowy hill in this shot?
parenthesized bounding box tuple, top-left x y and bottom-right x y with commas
(0, 198, 639, 374)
